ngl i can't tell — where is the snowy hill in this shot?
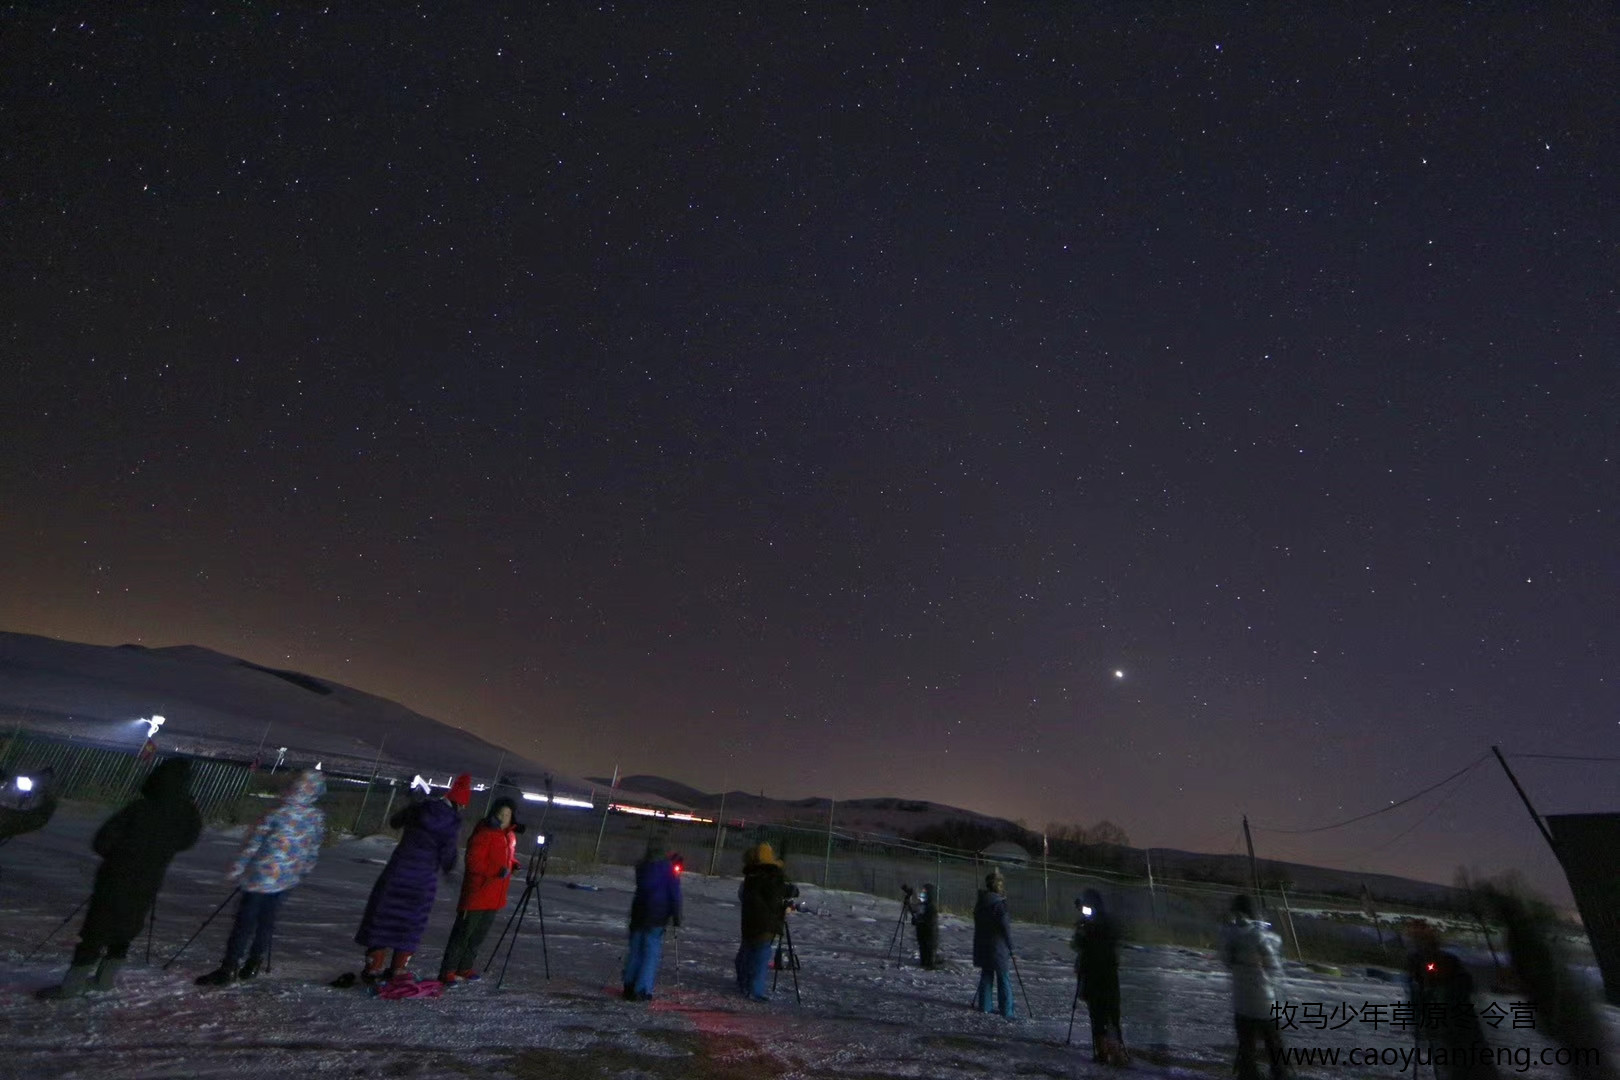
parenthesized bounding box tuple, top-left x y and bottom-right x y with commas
(0, 630, 595, 797)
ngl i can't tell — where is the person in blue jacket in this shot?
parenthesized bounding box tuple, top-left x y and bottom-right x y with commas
(622, 832, 682, 1000)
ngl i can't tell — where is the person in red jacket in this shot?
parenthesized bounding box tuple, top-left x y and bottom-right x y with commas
(437, 797, 521, 984)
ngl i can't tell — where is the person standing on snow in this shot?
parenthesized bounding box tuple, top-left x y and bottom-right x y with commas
(1405, 921, 1499, 1080)
(622, 831, 683, 1000)
(735, 842, 791, 1001)
(354, 773, 468, 983)
(972, 870, 1016, 1018)
(910, 882, 940, 969)
(38, 758, 202, 999)
(437, 796, 522, 985)
(196, 769, 326, 985)
(1072, 887, 1127, 1064)
(1222, 894, 1290, 1080)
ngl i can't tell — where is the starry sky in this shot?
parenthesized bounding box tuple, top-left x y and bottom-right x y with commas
(2, 5, 1616, 895)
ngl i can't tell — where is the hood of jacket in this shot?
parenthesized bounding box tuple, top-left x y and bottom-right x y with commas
(141, 758, 191, 802)
(286, 769, 326, 806)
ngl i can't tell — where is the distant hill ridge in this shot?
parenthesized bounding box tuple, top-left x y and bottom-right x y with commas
(595, 773, 1464, 908)
(4, 630, 1461, 907)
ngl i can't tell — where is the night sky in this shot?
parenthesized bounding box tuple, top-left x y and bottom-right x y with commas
(3, 6, 1616, 894)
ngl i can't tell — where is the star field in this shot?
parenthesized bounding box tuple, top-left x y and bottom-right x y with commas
(1, 5, 1616, 896)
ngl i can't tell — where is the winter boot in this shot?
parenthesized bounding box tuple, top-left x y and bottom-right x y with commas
(91, 956, 125, 992)
(237, 955, 262, 980)
(360, 948, 388, 985)
(623, 982, 636, 1000)
(386, 951, 414, 982)
(35, 964, 96, 1000)
(195, 963, 238, 987)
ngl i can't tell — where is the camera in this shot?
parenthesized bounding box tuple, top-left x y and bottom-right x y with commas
(1075, 898, 1094, 917)
(901, 883, 914, 896)
(512, 821, 528, 835)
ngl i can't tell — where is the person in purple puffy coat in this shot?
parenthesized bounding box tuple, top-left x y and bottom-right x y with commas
(354, 773, 469, 983)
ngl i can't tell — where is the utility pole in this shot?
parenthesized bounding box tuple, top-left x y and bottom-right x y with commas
(710, 790, 729, 876)
(484, 752, 506, 815)
(1146, 848, 1159, 925)
(1490, 745, 1560, 859)
(822, 799, 835, 887)
(351, 737, 387, 834)
(1242, 814, 1262, 900)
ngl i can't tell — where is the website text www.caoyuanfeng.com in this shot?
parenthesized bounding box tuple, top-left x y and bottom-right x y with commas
(1274, 1044, 1603, 1074)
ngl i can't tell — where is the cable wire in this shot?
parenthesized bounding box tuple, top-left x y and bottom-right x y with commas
(1352, 760, 1479, 860)
(1251, 752, 1490, 835)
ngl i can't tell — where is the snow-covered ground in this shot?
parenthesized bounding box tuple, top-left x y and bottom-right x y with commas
(3, 805, 1614, 1079)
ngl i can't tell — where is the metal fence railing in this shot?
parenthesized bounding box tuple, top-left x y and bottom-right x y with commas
(0, 732, 253, 823)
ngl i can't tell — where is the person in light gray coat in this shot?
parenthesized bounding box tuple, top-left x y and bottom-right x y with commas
(1221, 895, 1289, 1080)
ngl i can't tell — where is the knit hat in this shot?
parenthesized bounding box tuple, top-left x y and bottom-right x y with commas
(447, 773, 473, 807)
(745, 842, 784, 868)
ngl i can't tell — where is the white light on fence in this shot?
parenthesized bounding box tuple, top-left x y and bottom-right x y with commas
(521, 791, 549, 802)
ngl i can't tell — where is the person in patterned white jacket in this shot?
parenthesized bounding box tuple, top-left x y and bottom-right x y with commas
(196, 769, 326, 985)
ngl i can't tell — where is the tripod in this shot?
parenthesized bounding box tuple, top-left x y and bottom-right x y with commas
(485, 837, 550, 989)
(884, 897, 911, 968)
(770, 908, 802, 1004)
(24, 894, 89, 962)
(163, 888, 239, 970)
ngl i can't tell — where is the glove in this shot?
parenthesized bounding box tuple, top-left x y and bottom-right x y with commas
(497, 867, 510, 879)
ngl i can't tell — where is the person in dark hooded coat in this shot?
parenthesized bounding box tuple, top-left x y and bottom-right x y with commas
(354, 773, 468, 983)
(907, 882, 940, 969)
(38, 758, 202, 999)
(1072, 887, 1126, 1063)
(735, 842, 791, 1000)
(972, 870, 1016, 1017)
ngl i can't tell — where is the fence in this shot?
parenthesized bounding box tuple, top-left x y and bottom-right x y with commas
(522, 804, 1478, 968)
(0, 727, 1492, 969)
(0, 732, 254, 823)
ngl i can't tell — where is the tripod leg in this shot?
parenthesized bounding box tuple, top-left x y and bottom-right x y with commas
(1066, 982, 1081, 1045)
(162, 889, 240, 970)
(536, 896, 550, 980)
(784, 916, 801, 1005)
(482, 892, 525, 973)
(25, 894, 89, 962)
(496, 884, 533, 990)
(146, 900, 156, 965)
(886, 909, 907, 967)
(1011, 955, 1035, 1020)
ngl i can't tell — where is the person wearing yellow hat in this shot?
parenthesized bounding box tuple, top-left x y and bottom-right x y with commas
(734, 842, 791, 1000)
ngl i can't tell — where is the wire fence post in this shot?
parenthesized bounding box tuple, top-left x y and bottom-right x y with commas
(709, 790, 728, 876)
(350, 737, 387, 834)
(822, 799, 835, 887)
(484, 752, 506, 816)
(593, 789, 611, 861)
